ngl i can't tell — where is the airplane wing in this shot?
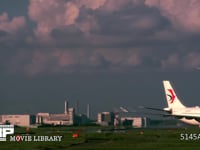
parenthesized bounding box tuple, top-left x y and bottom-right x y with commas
(139, 106, 172, 113)
(120, 107, 129, 113)
(172, 114, 200, 118)
(119, 107, 136, 113)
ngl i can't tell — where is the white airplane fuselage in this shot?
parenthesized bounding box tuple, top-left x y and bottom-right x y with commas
(163, 81, 200, 126)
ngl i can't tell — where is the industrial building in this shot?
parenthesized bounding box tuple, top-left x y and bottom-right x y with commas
(97, 112, 115, 126)
(36, 101, 75, 126)
(0, 114, 35, 127)
(97, 111, 149, 128)
(0, 101, 91, 127)
(121, 117, 147, 128)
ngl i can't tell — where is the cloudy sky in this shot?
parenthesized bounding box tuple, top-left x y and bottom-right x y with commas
(1, 0, 200, 117)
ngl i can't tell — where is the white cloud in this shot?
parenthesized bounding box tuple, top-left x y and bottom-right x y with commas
(28, 0, 79, 39)
(145, 0, 200, 32)
(9, 48, 143, 76)
(28, 0, 108, 39)
(0, 12, 26, 33)
(75, 0, 106, 10)
(161, 52, 200, 70)
(6, 0, 200, 75)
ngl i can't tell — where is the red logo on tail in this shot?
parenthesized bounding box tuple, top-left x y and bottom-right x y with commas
(167, 89, 176, 103)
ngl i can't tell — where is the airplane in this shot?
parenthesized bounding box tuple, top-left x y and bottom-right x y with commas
(148, 80, 200, 126)
(120, 107, 129, 113)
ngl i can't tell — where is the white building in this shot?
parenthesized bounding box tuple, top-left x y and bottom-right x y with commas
(121, 117, 147, 128)
(97, 112, 115, 126)
(36, 101, 75, 126)
(0, 114, 35, 127)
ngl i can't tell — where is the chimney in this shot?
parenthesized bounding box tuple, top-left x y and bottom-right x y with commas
(76, 100, 79, 114)
(64, 101, 68, 114)
(87, 104, 90, 119)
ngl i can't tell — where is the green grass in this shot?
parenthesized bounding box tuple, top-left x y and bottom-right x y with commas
(1, 126, 200, 150)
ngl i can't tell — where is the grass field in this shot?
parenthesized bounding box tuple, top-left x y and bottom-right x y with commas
(1, 126, 200, 150)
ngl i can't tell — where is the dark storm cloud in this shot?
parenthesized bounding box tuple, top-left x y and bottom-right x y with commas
(0, 30, 8, 37)
(1, 0, 200, 116)
(96, 3, 169, 36)
(0, 0, 200, 76)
